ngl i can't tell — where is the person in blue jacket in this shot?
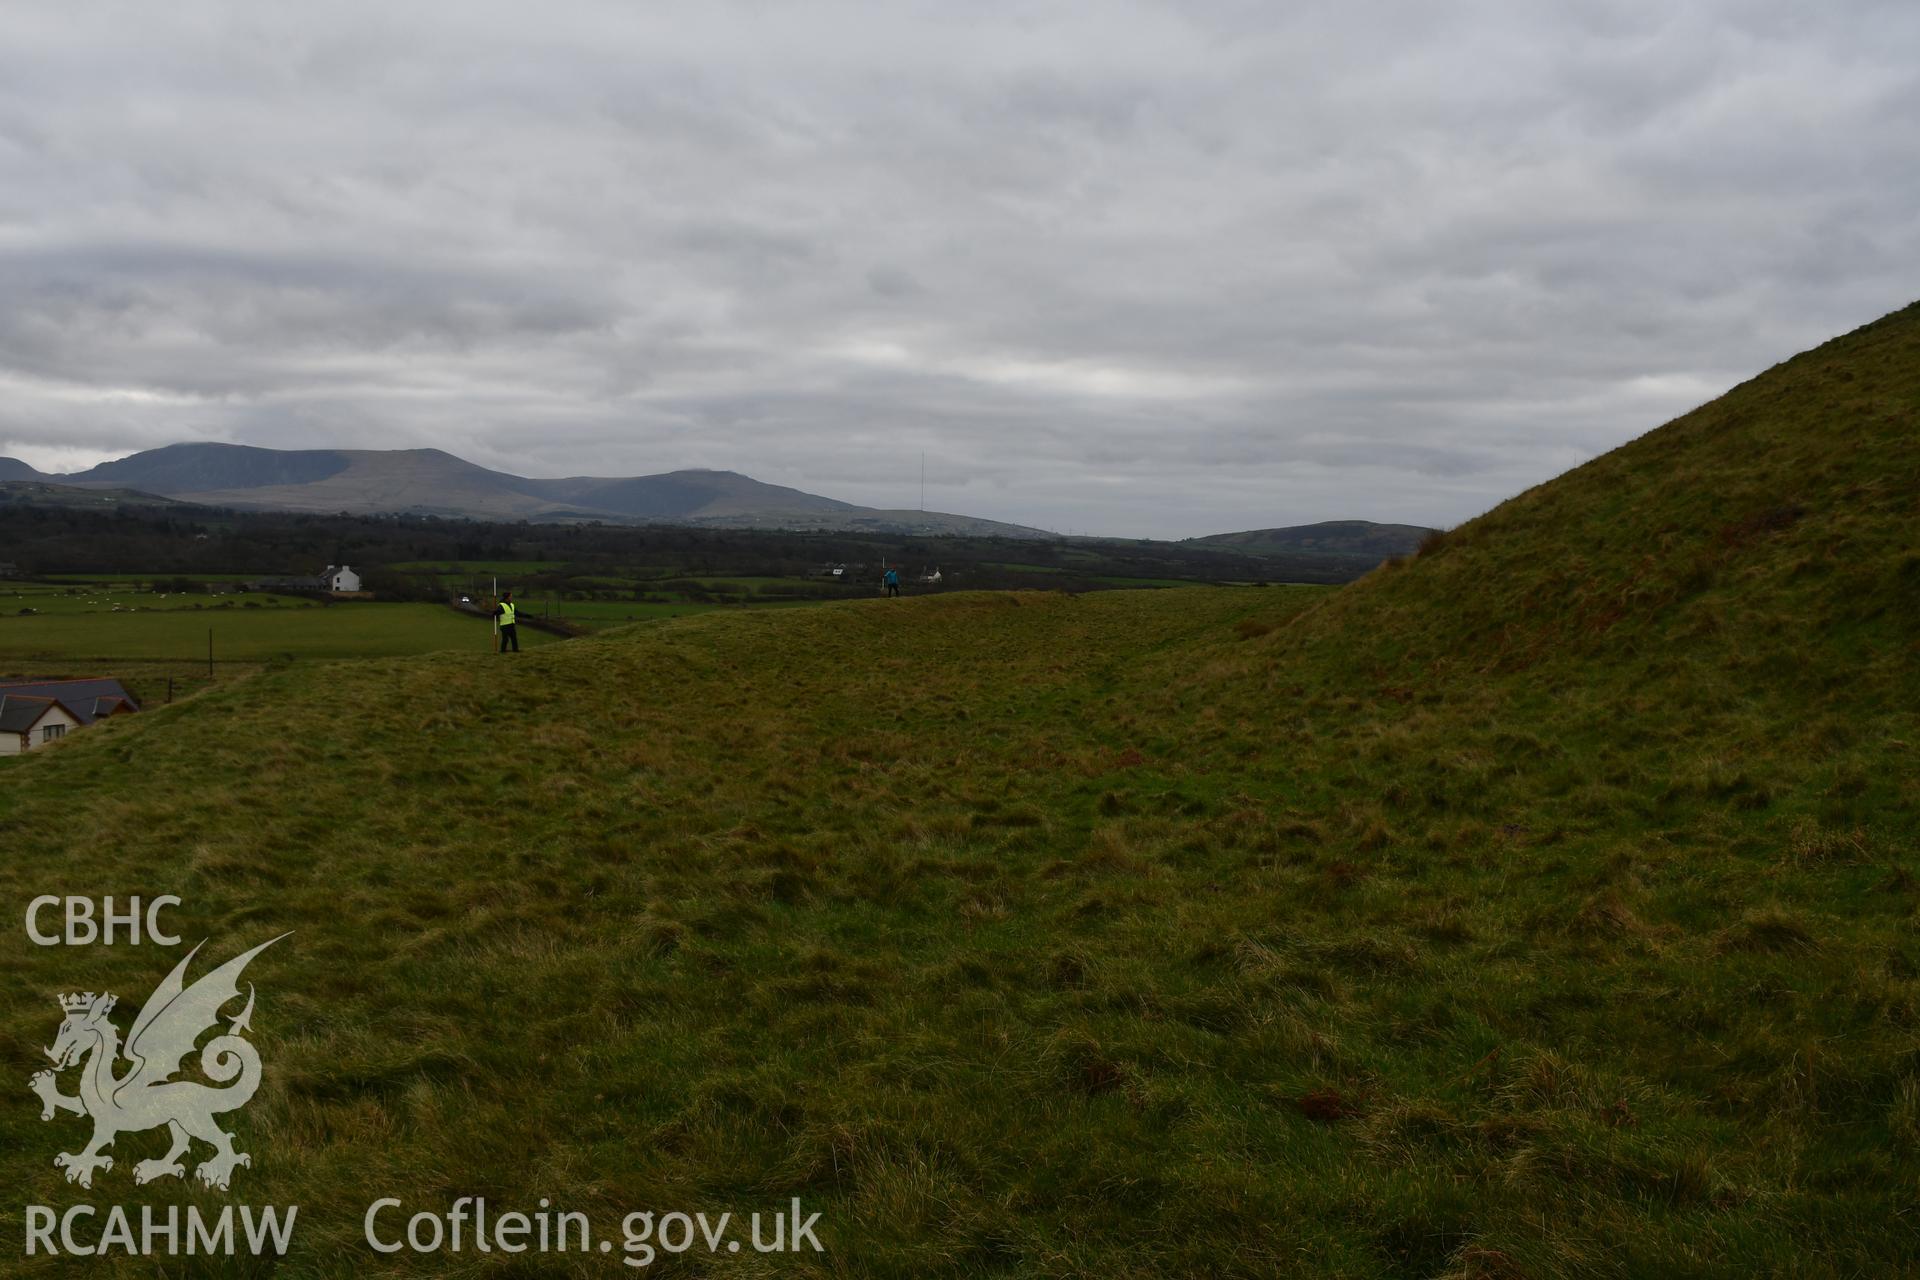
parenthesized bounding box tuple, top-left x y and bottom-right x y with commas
(882, 567, 902, 598)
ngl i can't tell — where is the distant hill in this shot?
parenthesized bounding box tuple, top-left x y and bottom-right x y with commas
(0, 457, 50, 482)
(519, 468, 854, 521)
(1187, 519, 1434, 561)
(47, 442, 1049, 537)
(78, 443, 348, 492)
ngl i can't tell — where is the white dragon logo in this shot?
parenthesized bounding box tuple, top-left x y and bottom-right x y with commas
(29, 935, 288, 1191)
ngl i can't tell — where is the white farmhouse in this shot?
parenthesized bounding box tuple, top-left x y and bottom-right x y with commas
(323, 565, 362, 593)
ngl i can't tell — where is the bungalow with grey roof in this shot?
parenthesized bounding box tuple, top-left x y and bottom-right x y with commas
(1, 695, 80, 753)
(0, 678, 139, 753)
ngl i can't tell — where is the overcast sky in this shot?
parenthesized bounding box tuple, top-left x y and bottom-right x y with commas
(1, 2, 1914, 537)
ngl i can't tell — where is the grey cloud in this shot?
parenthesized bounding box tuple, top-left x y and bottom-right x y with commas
(865, 265, 921, 298)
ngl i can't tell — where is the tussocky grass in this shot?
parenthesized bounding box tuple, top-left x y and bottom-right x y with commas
(0, 303, 1917, 1277)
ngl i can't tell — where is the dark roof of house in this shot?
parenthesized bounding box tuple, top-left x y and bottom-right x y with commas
(0, 678, 141, 726)
(0, 694, 76, 734)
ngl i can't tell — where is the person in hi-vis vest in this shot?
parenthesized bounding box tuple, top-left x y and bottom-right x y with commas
(492, 591, 520, 652)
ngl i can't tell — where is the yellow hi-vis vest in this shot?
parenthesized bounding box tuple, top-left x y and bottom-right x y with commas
(499, 602, 516, 625)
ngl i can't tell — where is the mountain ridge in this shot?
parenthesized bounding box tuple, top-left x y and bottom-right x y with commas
(37, 442, 1052, 537)
(0, 456, 51, 482)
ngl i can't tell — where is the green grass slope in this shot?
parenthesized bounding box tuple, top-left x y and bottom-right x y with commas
(2, 304, 1917, 1278)
(1296, 301, 1918, 677)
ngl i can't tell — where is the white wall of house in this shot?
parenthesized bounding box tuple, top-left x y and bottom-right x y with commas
(0, 703, 82, 755)
(330, 566, 362, 592)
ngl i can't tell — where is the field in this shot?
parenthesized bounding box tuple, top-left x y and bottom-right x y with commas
(36, 573, 264, 584)
(1, 304, 1917, 1276)
(0, 584, 560, 706)
(0, 601, 553, 666)
(3, 585, 311, 615)
(433, 570, 998, 633)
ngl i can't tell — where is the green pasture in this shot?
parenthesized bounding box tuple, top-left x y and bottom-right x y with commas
(0, 602, 554, 663)
(43, 572, 263, 583)
(2, 586, 310, 615)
